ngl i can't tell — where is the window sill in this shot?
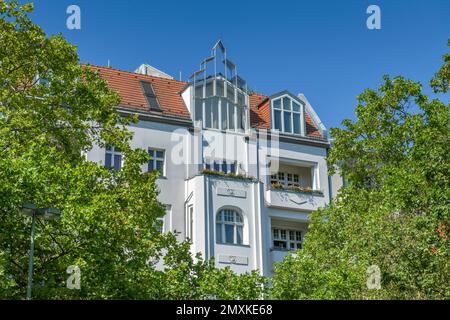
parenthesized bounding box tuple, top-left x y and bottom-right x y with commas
(270, 247, 301, 252)
(268, 186, 324, 197)
(201, 169, 256, 182)
(156, 176, 167, 180)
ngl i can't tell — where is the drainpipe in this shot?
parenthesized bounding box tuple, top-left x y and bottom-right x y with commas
(204, 174, 210, 260)
(255, 130, 265, 276)
(326, 147, 332, 204)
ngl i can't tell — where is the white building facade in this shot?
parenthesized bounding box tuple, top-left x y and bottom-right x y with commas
(86, 41, 342, 277)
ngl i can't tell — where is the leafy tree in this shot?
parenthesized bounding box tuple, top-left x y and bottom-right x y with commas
(431, 39, 450, 93)
(272, 41, 449, 299)
(0, 1, 266, 299)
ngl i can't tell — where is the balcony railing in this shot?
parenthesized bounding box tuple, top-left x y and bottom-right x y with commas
(265, 184, 326, 211)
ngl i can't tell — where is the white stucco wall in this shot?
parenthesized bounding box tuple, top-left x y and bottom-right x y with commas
(86, 111, 334, 277)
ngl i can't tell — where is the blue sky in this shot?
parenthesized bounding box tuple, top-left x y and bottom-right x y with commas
(30, 0, 449, 130)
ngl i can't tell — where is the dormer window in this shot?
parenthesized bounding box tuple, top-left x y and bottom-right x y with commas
(271, 95, 303, 135)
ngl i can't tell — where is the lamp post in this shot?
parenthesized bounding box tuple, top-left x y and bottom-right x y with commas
(20, 203, 61, 300)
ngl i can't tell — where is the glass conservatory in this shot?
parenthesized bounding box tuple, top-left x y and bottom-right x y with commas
(190, 40, 249, 133)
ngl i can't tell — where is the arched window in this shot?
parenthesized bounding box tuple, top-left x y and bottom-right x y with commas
(271, 96, 303, 135)
(216, 209, 244, 245)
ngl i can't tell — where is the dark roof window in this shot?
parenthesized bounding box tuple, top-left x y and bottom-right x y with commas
(140, 80, 161, 111)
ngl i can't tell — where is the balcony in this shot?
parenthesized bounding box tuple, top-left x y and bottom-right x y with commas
(265, 184, 326, 211)
(266, 159, 326, 211)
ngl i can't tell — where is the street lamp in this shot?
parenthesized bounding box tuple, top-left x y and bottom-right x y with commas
(20, 203, 61, 300)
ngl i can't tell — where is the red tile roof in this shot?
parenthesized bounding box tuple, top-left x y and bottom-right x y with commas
(249, 93, 271, 129)
(249, 93, 322, 138)
(305, 113, 322, 137)
(87, 65, 322, 138)
(88, 65, 191, 119)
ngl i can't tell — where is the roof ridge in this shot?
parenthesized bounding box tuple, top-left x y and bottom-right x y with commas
(83, 63, 188, 85)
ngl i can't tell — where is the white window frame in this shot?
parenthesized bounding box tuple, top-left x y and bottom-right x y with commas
(155, 217, 164, 234)
(216, 209, 244, 245)
(271, 94, 305, 136)
(148, 148, 165, 176)
(270, 169, 311, 188)
(205, 159, 238, 175)
(105, 146, 123, 170)
(194, 78, 248, 132)
(272, 228, 303, 251)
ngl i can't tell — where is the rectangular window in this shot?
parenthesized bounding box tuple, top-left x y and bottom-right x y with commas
(237, 92, 245, 106)
(211, 97, 219, 129)
(224, 224, 235, 244)
(293, 113, 300, 134)
(274, 110, 282, 130)
(274, 240, 287, 249)
(237, 106, 244, 131)
(221, 98, 228, 130)
(273, 229, 279, 239)
(284, 111, 292, 133)
(216, 80, 225, 97)
(156, 218, 164, 234)
(195, 99, 203, 123)
(228, 104, 235, 130)
(229, 162, 236, 174)
(221, 161, 228, 173)
(148, 148, 165, 175)
(204, 99, 212, 128)
(227, 84, 235, 103)
(272, 228, 302, 250)
(270, 173, 278, 185)
(236, 225, 243, 244)
(205, 81, 214, 97)
(287, 173, 293, 186)
(105, 146, 122, 170)
(195, 85, 203, 98)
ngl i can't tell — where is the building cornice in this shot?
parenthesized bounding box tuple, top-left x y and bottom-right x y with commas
(252, 129, 330, 148)
(116, 105, 193, 128)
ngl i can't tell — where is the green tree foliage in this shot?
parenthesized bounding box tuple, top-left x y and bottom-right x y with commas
(272, 42, 449, 299)
(0, 1, 266, 299)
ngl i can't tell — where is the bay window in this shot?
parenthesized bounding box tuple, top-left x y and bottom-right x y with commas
(193, 78, 247, 132)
